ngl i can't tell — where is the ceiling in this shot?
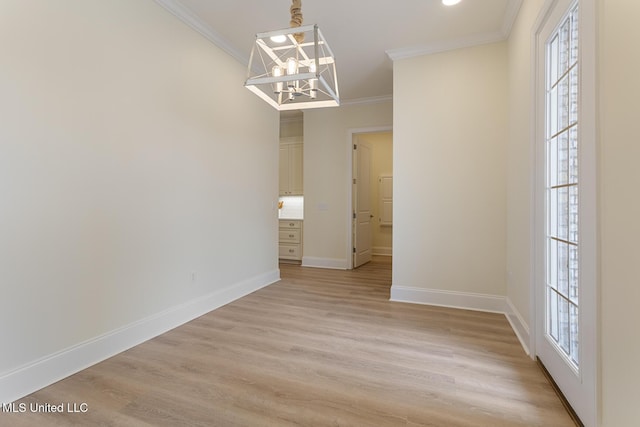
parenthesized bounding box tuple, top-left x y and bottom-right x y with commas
(157, 0, 523, 104)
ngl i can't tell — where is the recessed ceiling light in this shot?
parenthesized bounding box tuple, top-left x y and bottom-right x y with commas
(270, 34, 287, 43)
(442, 0, 462, 5)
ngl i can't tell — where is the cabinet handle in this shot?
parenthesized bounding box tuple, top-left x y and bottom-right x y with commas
(289, 249, 294, 253)
(289, 223, 295, 227)
(289, 234, 295, 238)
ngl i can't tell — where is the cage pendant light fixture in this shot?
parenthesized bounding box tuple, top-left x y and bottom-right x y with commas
(244, 0, 339, 110)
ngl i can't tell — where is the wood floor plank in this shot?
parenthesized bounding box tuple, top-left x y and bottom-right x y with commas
(2, 257, 575, 426)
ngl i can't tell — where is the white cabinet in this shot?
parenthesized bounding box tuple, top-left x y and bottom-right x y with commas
(279, 220, 302, 260)
(279, 139, 303, 196)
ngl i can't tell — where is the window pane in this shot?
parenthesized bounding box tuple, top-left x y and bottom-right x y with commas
(569, 184, 579, 243)
(570, 66, 579, 124)
(548, 136, 558, 187)
(548, 239, 558, 290)
(558, 131, 569, 185)
(557, 241, 569, 297)
(559, 77, 570, 131)
(557, 187, 569, 241)
(559, 19, 570, 74)
(569, 244, 579, 304)
(549, 35, 559, 86)
(549, 289, 559, 340)
(549, 188, 558, 237)
(570, 303, 579, 365)
(549, 86, 558, 137)
(570, 7, 579, 65)
(559, 296, 570, 353)
(569, 126, 579, 183)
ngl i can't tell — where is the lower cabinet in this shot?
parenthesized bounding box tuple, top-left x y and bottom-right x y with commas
(279, 220, 302, 261)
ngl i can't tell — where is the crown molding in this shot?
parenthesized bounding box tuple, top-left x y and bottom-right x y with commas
(386, 0, 524, 61)
(154, 0, 249, 66)
(386, 30, 505, 61)
(340, 94, 393, 107)
(501, 0, 524, 37)
(276, 94, 393, 112)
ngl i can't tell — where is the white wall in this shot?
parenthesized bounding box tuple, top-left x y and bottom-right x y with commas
(0, 0, 279, 402)
(598, 1, 640, 425)
(392, 42, 508, 307)
(302, 102, 392, 268)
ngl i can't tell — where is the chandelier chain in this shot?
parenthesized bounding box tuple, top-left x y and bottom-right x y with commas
(290, 0, 304, 43)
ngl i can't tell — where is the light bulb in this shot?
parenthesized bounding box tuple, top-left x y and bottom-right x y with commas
(309, 61, 318, 99)
(286, 58, 298, 75)
(270, 34, 287, 43)
(286, 57, 298, 90)
(272, 65, 283, 94)
(442, 0, 461, 5)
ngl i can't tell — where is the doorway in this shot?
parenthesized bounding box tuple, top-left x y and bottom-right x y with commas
(533, 0, 597, 425)
(350, 130, 393, 269)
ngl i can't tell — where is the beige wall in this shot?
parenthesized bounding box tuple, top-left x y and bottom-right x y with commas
(598, 1, 640, 425)
(392, 42, 508, 297)
(0, 0, 279, 401)
(303, 102, 392, 268)
(506, 0, 545, 349)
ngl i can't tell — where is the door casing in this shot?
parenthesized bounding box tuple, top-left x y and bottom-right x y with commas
(346, 126, 392, 269)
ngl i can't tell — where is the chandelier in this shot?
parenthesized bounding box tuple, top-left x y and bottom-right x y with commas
(244, 0, 339, 111)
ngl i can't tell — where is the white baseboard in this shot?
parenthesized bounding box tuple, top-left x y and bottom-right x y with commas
(372, 246, 392, 256)
(390, 285, 507, 314)
(505, 298, 531, 356)
(0, 269, 280, 405)
(301, 256, 348, 270)
(390, 286, 532, 356)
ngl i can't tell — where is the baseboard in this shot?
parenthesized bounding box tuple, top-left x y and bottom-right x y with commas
(372, 246, 392, 256)
(505, 298, 531, 356)
(390, 285, 507, 314)
(390, 286, 533, 355)
(301, 256, 348, 270)
(0, 269, 280, 405)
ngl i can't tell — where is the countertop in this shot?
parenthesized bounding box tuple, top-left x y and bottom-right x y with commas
(279, 215, 303, 220)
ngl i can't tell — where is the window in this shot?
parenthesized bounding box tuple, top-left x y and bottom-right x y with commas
(546, 4, 580, 369)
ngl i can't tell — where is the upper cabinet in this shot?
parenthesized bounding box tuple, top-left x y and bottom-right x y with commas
(279, 138, 303, 196)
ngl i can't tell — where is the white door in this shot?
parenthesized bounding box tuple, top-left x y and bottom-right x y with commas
(353, 139, 372, 268)
(534, 1, 597, 425)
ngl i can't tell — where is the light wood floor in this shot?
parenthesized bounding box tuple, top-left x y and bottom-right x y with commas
(4, 257, 575, 426)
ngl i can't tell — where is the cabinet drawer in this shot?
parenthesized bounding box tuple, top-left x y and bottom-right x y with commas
(279, 220, 301, 229)
(279, 229, 301, 243)
(279, 244, 301, 259)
